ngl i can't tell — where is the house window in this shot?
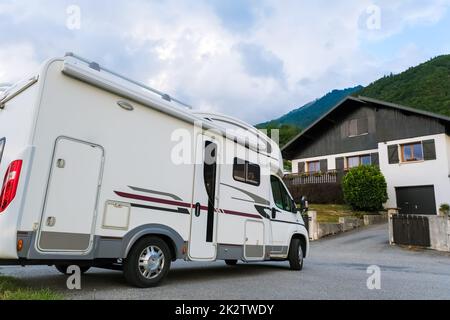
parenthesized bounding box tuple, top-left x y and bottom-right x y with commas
(307, 161, 320, 173)
(348, 118, 369, 137)
(347, 156, 360, 169)
(401, 143, 423, 162)
(361, 155, 372, 166)
(346, 154, 372, 169)
(233, 158, 260, 186)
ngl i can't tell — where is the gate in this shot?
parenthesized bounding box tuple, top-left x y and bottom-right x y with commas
(392, 214, 431, 247)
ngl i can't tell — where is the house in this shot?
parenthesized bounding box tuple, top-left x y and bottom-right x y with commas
(282, 96, 450, 215)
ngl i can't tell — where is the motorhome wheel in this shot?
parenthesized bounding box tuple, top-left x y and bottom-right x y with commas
(123, 236, 171, 288)
(288, 238, 304, 271)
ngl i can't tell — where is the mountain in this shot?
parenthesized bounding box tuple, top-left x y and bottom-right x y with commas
(257, 86, 362, 147)
(258, 54, 450, 148)
(258, 86, 363, 130)
(356, 55, 450, 116)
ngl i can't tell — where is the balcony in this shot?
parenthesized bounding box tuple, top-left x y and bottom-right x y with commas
(284, 170, 346, 186)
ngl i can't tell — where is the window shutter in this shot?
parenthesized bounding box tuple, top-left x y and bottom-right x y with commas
(336, 157, 344, 171)
(348, 119, 358, 137)
(298, 162, 305, 174)
(422, 140, 436, 161)
(320, 159, 328, 173)
(371, 152, 379, 166)
(388, 145, 399, 164)
(358, 118, 369, 135)
(341, 122, 348, 138)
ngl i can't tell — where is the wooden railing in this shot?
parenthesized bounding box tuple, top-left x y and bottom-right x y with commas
(284, 170, 344, 186)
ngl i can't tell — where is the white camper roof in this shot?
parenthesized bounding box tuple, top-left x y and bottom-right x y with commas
(1, 53, 284, 175)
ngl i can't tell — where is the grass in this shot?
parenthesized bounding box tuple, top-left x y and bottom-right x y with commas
(309, 204, 371, 223)
(0, 276, 62, 300)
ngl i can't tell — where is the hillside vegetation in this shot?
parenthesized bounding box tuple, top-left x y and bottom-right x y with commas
(357, 55, 450, 117)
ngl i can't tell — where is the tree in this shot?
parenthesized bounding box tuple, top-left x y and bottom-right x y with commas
(342, 165, 388, 211)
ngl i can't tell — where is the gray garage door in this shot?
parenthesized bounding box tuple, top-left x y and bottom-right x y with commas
(395, 186, 436, 215)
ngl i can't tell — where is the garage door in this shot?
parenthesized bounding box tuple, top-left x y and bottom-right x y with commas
(395, 186, 436, 215)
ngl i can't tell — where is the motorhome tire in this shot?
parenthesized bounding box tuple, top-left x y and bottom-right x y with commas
(225, 260, 238, 266)
(55, 265, 91, 275)
(288, 238, 304, 271)
(123, 236, 171, 288)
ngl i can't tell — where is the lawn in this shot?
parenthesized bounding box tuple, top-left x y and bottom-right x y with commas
(309, 204, 369, 223)
(0, 276, 62, 300)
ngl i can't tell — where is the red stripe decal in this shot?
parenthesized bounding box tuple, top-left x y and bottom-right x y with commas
(114, 191, 192, 208)
(222, 209, 262, 219)
(115, 191, 262, 220)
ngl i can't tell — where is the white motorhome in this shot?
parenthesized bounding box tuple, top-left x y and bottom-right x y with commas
(0, 54, 309, 287)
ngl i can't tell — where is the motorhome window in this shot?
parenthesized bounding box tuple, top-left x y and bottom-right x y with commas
(247, 163, 260, 185)
(271, 176, 294, 212)
(233, 158, 260, 186)
(282, 186, 293, 212)
(233, 158, 246, 182)
(0, 138, 5, 165)
(271, 176, 284, 210)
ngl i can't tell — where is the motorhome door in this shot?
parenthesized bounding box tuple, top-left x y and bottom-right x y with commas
(189, 135, 219, 260)
(38, 137, 104, 253)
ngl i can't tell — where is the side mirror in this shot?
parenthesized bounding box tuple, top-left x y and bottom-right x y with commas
(292, 200, 298, 213)
(271, 208, 277, 219)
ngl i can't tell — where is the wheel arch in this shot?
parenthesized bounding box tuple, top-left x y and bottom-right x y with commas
(122, 224, 186, 261)
(290, 233, 308, 258)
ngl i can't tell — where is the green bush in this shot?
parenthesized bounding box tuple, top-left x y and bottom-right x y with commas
(342, 165, 388, 211)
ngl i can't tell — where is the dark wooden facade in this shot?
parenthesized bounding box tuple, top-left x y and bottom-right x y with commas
(283, 97, 450, 160)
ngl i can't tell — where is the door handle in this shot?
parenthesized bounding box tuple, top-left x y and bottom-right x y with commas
(195, 203, 201, 217)
(46, 216, 56, 227)
(272, 208, 277, 219)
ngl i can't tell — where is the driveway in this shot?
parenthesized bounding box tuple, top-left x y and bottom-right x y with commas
(1, 224, 450, 300)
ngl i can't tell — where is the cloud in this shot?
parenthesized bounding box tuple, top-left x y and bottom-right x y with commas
(0, 43, 40, 83)
(0, 0, 449, 124)
(235, 42, 285, 83)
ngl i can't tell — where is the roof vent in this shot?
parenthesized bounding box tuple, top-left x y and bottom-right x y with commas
(161, 94, 172, 102)
(89, 62, 101, 72)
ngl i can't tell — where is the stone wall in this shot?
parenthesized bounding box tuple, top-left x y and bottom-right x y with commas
(307, 211, 386, 241)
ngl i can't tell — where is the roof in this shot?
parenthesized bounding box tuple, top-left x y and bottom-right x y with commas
(282, 95, 450, 159)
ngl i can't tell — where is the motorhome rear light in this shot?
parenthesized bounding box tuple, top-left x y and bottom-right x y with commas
(0, 160, 23, 213)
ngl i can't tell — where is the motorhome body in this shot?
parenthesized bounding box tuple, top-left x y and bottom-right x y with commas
(0, 54, 309, 287)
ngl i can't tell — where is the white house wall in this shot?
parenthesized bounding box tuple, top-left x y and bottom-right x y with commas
(379, 133, 450, 213)
(291, 149, 378, 174)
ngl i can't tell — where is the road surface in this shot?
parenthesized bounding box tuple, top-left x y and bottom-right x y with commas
(1, 224, 449, 300)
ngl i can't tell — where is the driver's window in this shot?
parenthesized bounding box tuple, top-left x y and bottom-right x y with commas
(271, 176, 284, 210)
(271, 176, 293, 212)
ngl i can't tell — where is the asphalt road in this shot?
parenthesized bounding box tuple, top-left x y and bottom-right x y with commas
(1, 223, 450, 300)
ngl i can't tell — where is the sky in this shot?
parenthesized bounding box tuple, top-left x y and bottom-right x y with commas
(1, 0, 450, 124)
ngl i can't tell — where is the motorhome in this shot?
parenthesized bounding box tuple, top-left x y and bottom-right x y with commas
(0, 54, 309, 287)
